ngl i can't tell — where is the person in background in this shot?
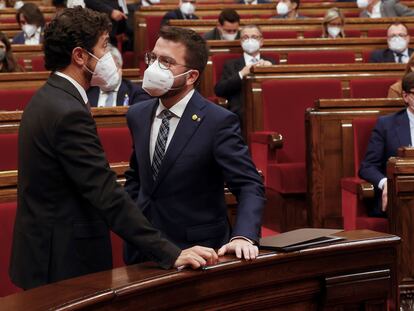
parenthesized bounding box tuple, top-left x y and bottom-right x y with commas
(388, 53, 414, 98)
(322, 8, 345, 39)
(215, 25, 276, 123)
(13, 3, 45, 44)
(141, 0, 160, 6)
(161, 0, 198, 26)
(358, 0, 414, 18)
(370, 22, 414, 63)
(87, 45, 151, 107)
(238, 0, 271, 4)
(67, 0, 85, 8)
(360, 72, 414, 215)
(273, 0, 305, 19)
(203, 9, 240, 41)
(0, 31, 21, 72)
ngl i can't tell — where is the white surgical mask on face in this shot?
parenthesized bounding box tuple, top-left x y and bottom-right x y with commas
(221, 31, 238, 41)
(67, 0, 86, 8)
(276, 2, 289, 16)
(242, 38, 260, 54)
(14, 0, 24, 9)
(142, 60, 192, 97)
(85, 51, 120, 91)
(388, 36, 408, 53)
(327, 26, 341, 38)
(357, 0, 369, 9)
(0, 2, 5, 9)
(180, 2, 195, 15)
(22, 24, 37, 38)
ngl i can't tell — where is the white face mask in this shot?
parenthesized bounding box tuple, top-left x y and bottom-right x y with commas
(85, 51, 120, 92)
(142, 60, 191, 97)
(22, 24, 37, 38)
(221, 31, 238, 41)
(14, 0, 24, 9)
(388, 36, 408, 53)
(327, 26, 341, 38)
(0, 2, 5, 9)
(357, 0, 369, 8)
(242, 38, 260, 55)
(67, 0, 86, 8)
(276, 2, 289, 16)
(180, 2, 195, 15)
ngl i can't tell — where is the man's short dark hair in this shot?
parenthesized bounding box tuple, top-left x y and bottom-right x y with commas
(158, 26, 209, 77)
(291, 0, 300, 9)
(43, 7, 111, 71)
(387, 22, 409, 34)
(16, 3, 45, 28)
(402, 72, 414, 93)
(218, 9, 240, 26)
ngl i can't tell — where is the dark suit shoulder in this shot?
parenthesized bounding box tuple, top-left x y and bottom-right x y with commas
(378, 108, 407, 124)
(127, 97, 157, 118)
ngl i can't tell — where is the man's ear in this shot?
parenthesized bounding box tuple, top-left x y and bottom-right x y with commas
(186, 70, 199, 86)
(72, 47, 87, 67)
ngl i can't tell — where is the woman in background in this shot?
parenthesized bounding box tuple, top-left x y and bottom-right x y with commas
(322, 8, 345, 39)
(0, 31, 21, 72)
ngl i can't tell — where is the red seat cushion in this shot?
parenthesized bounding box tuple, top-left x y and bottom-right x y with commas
(0, 89, 36, 111)
(261, 226, 279, 237)
(268, 162, 306, 194)
(122, 51, 134, 69)
(0, 202, 21, 297)
(263, 30, 297, 39)
(287, 50, 355, 64)
(145, 15, 163, 52)
(367, 29, 387, 37)
(110, 232, 124, 268)
(303, 30, 322, 38)
(353, 118, 378, 175)
(211, 53, 241, 85)
(356, 217, 388, 232)
(97, 127, 132, 163)
(350, 78, 399, 98)
(0, 133, 18, 171)
(31, 56, 45, 71)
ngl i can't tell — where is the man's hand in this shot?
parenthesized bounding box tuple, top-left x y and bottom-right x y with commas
(218, 238, 259, 260)
(255, 60, 273, 67)
(382, 182, 388, 212)
(239, 64, 252, 78)
(111, 9, 127, 21)
(173, 246, 218, 269)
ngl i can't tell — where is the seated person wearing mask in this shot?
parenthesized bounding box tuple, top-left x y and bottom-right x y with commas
(0, 31, 22, 72)
(358, 0, 414, 18)
(238, 0, 270, 4)
(370, 23, 413, 63)
(215, 25, 276, 123)
(203, 9, 240, 41)
(322, 8, 345, 39)
(87, 45, 151, 107)
(273, 0, 305, 19)
(360, 72, 414, 216)
(13, 3, 45, 44)
(161, 0, 198, 26)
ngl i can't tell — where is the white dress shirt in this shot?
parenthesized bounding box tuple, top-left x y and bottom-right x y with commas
(239, 52, 261, 79)
(244, 0, 258, 3)
(118, 0, 128, 14)
(368, 1, 381, 18)
(393, 49, 409, 64)
(55, 71, 89, 105)
(97, 80, 122, 107)
(149, 89, 195, 163)
(24, 27, 41, 45)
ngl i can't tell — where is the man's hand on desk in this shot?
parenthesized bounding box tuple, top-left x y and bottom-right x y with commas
(174, 246, 218, 269)
(218, 238, 259, 260)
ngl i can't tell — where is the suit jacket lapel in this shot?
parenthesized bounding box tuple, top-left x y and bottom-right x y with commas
(116, 81, 128, 106)
(395, 109, 411, 147)
(47, 74, 87, 112)
(151, 92, 206, 193)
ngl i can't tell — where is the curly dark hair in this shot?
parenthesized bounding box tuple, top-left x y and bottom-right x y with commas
(16, 3, 45, 28)
(43, 7, 111, 71)
(0, 31, 21, 72)
(158, 26, 209, 78)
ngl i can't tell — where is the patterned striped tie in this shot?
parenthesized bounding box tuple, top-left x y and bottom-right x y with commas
(151, 109, 174, 180)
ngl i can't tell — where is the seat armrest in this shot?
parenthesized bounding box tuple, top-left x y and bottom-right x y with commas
(250, 131, 283, 150)
(358, 182, 375, 200)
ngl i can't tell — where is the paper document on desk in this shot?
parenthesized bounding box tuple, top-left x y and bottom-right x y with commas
(259, 228, 344, 252)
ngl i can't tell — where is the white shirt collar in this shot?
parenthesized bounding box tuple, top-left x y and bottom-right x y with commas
(368, 1, 381, 18)
(55, 71, 89, 105)
(158, 89, 195, 119)
(243, 52, 261, 65)
(407, 108, 414, 125)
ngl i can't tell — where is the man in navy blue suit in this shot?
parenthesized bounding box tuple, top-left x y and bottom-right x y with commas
(124, 26, 265, 265)
(359, 72, 414, 216)
(161, 0, 198, 26)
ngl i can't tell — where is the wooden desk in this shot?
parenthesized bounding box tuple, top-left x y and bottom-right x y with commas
(306, 98, 405, 229)
(0, 230, 400, 310)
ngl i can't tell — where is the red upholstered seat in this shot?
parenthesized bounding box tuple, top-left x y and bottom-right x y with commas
(0, 133, 18, 171)
(362, 50, 372, 62)
(367, 29, 387, 37)
(122, 51, 134, 69)
(303, 30, 322, 38)
(145, 15, 163, 53)
(341, 118, 388, 232)
(261, 226, 279, 237)
(345, 30, 362, 37)
(287, 50, 356, 64)
(211, 53, 241, 86)
(251, 79, 343, 194)
(0, 89, 36, 111)
(349, 78, 399, 98)
(31, 56, 45, 71)
(263, 30, 297, 39)
(110, 232, 125, 268)
(0, 201, 21, 297)
(97, 127, 132, 163)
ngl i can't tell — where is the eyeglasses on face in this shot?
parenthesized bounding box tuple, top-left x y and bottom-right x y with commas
(144, 52, 188, 70)
(388, 34, 408, 39)
(240, 35, 262, 41)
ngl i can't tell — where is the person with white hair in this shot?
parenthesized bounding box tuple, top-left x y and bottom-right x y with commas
(86, 45, 151, 107)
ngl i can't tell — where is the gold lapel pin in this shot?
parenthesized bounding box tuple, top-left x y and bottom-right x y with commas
(192, 114, 198, 121)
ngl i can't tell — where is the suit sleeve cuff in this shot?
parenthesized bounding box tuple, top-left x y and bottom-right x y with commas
(230, 236, 255, 244)
(378, 178, 387, 190)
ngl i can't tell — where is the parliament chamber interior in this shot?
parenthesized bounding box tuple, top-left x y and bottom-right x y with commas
(1, 0, 414, 310)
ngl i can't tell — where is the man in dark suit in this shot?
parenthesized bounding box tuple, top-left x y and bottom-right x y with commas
(87, 45, 151, 107)
(124, 26, 265, 264)
(359, 72, 414, 216)
(9, 7, 217, 291)
(370, 22, 413, 63)
(203, 9, 240, 41)
(161, 0, 198, 26)
(215, 25, 276, 123)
